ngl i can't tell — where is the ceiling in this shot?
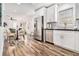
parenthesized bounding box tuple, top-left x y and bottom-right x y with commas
(3, 3, 53, 16)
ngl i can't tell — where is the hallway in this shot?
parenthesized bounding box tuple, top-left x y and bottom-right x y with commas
(3, 37, 79, 56)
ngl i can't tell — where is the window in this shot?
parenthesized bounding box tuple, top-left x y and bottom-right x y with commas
(59, 8, 73, 24)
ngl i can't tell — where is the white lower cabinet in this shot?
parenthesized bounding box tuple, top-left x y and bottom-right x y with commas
(45, 30, 79, 52)
(53, 31, 62, 46)
(61, 31, 75, 50)
(53, 30, 79, 52)
(75, 32, 79, 51)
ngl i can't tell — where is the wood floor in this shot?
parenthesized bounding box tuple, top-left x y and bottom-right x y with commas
(3, 37, 79, 56)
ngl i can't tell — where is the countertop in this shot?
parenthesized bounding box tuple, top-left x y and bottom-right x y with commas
(43, 28, 79, 31)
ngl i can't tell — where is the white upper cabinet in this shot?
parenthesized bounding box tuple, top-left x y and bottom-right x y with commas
(46, 4, 57, 22)
(35, 7, 46, 17)
(75, 4, 79, 19)
(35, 7, 47, 28)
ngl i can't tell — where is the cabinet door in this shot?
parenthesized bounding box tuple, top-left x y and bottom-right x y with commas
(53, 31, 75, 50)
(61, 31, 75, 50)
(53, 31, 62, 46)
(75, 32, 79, 51)
(47, 5, 55, 22)
(46, 30, 53, 43)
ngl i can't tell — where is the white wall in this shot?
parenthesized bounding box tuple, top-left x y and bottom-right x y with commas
(3, 3, 35, 35)
(0, 4, 5, 56)
(0, 27, 4, 56)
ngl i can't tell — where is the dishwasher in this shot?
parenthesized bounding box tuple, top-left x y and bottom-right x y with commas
(45, 30, 53, 43)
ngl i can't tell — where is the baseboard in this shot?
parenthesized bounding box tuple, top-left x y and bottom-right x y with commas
(45, 41, 79, 54)
(54, 44, 79, 54)
(34, 38, 43, 42)
(45, 41, 54, 45)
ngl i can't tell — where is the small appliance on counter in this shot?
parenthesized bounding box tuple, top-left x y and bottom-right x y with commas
(46, 22, 57, 29)
(75, 19, 79, 30)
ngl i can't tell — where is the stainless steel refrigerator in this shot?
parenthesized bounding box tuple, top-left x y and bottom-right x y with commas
(34, 16, 44, 42)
